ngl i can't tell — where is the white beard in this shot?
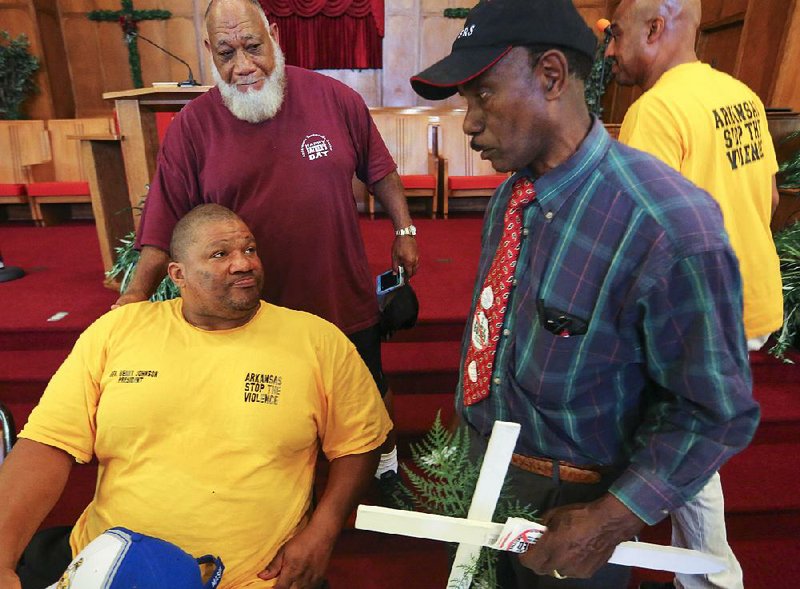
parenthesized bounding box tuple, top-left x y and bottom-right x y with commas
(213, 43, 287, 123)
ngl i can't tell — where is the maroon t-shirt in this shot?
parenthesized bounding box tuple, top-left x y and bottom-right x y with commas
(137, 67, 397, 334)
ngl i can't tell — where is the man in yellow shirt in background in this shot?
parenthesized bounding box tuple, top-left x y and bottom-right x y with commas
(607, 1, 783, 588)
(0, 204, 391, 589)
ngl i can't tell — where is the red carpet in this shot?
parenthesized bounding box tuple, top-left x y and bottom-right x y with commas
(1, 218, 799, 588)
(0, 222, 117, 349)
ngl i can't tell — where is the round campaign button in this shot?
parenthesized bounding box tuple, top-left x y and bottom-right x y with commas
(467, 360, 478, 383)
(472, 311, 490, 350)
(480, 286, 494, 310)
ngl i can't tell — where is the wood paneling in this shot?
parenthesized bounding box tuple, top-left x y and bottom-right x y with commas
(43, 1, 205, 116)
(772, 2, 800, 111)
(718, 0, 750, 20)
(60, 14, 108, 116)
(697, 19, 744, 76)
(736, 0, 794, 105)
(33, 0, 74, 118)
(575, 0, 609, 30)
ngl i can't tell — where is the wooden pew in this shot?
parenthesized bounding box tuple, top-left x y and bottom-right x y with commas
(0, 121, 49, 222)
(25, 118, 116, 226)
(435, 110, 510, 218)
(368, 108, 441, 219)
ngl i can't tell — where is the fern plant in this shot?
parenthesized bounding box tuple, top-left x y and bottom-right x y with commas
(769, 222, 800, 360)
(106, 232, 179, 301)
(778, 130, 800, 189)
(395, 413, 538, 589)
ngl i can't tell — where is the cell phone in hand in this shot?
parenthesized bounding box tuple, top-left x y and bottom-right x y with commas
(376, 267, 405, 296)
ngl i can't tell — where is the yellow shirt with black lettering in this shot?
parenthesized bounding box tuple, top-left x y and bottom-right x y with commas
(619, 61, 783, 339)
(20, 299, 391, 588)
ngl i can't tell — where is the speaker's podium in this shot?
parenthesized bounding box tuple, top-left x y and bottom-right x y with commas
(79, 85, 210, 287)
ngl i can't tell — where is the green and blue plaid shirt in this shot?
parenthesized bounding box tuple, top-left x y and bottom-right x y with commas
(457, 119, 759, 524)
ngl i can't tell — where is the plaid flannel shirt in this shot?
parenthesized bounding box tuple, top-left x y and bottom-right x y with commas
(457, 119, 759, 524)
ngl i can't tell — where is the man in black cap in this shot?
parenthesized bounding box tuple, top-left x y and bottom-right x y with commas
(412, 1, 758, 586)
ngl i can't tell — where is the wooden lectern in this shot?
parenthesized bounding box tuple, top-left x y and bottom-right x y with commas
(81, 86, 211, 286)
(104, 86, 211, 212)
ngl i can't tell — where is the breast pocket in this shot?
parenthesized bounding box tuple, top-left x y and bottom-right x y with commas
(509, 283, 600, 408)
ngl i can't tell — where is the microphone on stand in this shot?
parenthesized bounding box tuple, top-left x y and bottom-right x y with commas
(130, 31, 200, 87)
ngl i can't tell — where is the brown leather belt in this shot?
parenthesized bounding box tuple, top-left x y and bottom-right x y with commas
(511, 453, 604, 484)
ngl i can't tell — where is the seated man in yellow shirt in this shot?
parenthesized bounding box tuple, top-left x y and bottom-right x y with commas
(0, 204, 392, 589)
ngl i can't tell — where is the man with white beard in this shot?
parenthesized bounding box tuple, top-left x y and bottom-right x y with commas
(117, 0, 416, 504)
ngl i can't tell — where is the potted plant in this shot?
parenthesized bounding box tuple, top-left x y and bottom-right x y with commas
(0, 30, 40, 120)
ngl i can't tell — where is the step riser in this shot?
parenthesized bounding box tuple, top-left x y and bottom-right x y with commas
(0, 331, 81, 351)
(388, 323, 465, 343)
(1, 382, 49, 404)
(388, 373, 459, 395)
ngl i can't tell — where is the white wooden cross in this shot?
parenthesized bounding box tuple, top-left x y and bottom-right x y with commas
(356, 421, 725, 588)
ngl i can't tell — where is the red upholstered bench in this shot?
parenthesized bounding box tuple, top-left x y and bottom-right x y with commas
(22, 118, 115, 226)
(26, 181, 92, 226)
(0, 184, 31, 222)
(0, 183, 26, 198)
(364, 167, 440, 220)
(401, 174, 437, 190)
(367, 110, 441, 219)
(443, 173, 509, 218)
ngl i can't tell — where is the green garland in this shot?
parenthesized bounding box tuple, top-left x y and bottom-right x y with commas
(88, 0, 171, 89)
(88, 9, 170, 20)
(444, 8, 473, 19)
(584, 43, 613, 119)
(392, 413, 538, 589)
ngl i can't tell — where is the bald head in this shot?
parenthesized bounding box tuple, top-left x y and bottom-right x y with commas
(170, 204, 245, 262)
(623, 0, 700, 39)
(608, 0, 701, 90)
(167, 203, 263, 330)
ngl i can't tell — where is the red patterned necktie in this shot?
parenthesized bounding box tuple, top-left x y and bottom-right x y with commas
(463, 177, 536, 406)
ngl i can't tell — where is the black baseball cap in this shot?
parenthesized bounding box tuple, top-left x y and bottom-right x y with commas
(411, 0, 597, 100)
(379, 284, 419, 340)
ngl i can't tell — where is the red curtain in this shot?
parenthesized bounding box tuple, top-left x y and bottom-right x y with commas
(259, 0, 383, 70)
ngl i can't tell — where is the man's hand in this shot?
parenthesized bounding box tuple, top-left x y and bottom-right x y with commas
(111, 290, 149, 310)
(518, 493, 645, 579)
(392, 236, 418, 278)
(258, 525, 333, 589)
(0, 568, 22, 589)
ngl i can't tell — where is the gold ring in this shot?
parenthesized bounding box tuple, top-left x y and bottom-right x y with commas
(553, 569, 568, 580)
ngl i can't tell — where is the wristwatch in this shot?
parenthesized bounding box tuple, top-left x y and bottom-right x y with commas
(395, 225, 417, 237)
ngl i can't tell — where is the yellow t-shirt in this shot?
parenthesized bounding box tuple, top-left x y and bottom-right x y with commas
(20, 300, 391, 588)
(619, 61, 783, 339)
